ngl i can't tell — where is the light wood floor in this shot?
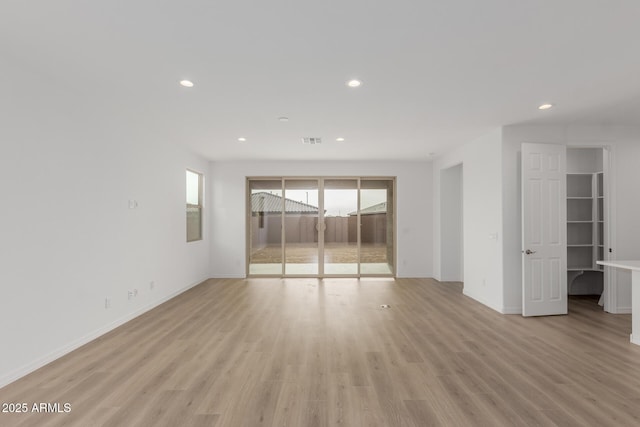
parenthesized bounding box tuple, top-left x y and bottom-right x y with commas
(1, 278, 640, 426)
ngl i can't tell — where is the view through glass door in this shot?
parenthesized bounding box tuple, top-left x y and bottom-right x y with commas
(360, 179, 394, 275)
(248, 180, 283, 275)
(284, 179, 319, 275)
(247, 177, 394, 277)
(324, 179, 359, 275)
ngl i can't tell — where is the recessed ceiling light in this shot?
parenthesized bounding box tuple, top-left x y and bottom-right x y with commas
(538, 103, 553, 110)
(278, 117, 289, 122)
(346, 79, 362, 88)
(237, 137, 246, 142)
(336, 137, 345, 142)
(179, 80, 194, 88)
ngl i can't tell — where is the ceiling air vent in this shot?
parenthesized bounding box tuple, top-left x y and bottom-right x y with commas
(301, 137, 322, 145)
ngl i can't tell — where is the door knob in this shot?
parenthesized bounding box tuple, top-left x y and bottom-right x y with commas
(525, 249, 536, 255)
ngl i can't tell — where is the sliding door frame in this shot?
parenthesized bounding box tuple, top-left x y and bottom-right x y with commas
(246, 176, 396, 278)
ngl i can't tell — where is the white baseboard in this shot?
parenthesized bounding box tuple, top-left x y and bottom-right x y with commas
(462, 289, 503, 314)
(631, 334, 640, 346)
(501, 306, 523, 315)
(0, 278, 206, 389)
(615, 307, 632, 314)
(212, 274, 246, 279)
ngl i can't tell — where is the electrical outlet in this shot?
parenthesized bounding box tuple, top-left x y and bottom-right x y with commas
(134, 288, 139, 297)
(128, 290, 134, 300)
(105, 298, 111, 309)
(150, 281, 155, 290)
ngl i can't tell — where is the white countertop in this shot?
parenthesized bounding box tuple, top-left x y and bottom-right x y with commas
(597, 260, 640, 271)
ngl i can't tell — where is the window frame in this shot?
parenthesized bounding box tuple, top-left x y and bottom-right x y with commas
(186, 169, 204, 242)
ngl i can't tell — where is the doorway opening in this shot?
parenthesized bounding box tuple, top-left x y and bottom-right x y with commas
(566, 147, 611, 311)
(521, 143, 613, 317)
(440, 164, 464, 284)
(247, 177, 396, 278)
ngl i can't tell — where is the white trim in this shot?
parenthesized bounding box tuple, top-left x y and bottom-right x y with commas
(395, 274, 430, 279)
(631, 334, 640, 346)
(604, 146, 618, 312)
(502, 306, 523, 314)
(212, 274, 246, 279)
(463, 289, 503, 314)
(615, 307, 632, 314)
(0, 278, 207, 389)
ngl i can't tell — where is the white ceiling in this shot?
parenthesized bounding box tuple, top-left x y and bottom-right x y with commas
(3, 1, 640, 161)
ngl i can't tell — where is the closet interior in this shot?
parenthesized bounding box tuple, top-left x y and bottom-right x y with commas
(566, 147, 606, 303)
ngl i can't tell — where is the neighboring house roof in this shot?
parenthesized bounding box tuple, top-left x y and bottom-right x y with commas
(349, 201, 387, 216)
(251, 192, 319, 214)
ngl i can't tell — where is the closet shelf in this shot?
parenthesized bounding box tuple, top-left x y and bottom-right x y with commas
(566, 168, 605, 285)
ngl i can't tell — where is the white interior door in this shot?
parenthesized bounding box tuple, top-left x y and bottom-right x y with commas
(521, 143, 567, 316)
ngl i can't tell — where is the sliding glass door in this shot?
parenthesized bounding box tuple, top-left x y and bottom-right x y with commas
(323, 179, 359, 275)
(284, 179, 319, 275)
(360, 179, 394, 275)
(247, 177, 395, 277)
(249, 180, 283, 275)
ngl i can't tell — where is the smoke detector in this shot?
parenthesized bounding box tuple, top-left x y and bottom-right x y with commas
(302, 137, 322, 145)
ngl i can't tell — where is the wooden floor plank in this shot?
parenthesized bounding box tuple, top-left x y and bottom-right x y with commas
(1, 278, 640, 426)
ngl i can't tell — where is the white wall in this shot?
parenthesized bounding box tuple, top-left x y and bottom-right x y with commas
(502, 124, 640, 313)
(433, 129, 504, 312)
(209, 161, 433, 278)
(440, 164, 463, 281)
(0, 58, 210, 387)
(567, 147, 600, 173)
